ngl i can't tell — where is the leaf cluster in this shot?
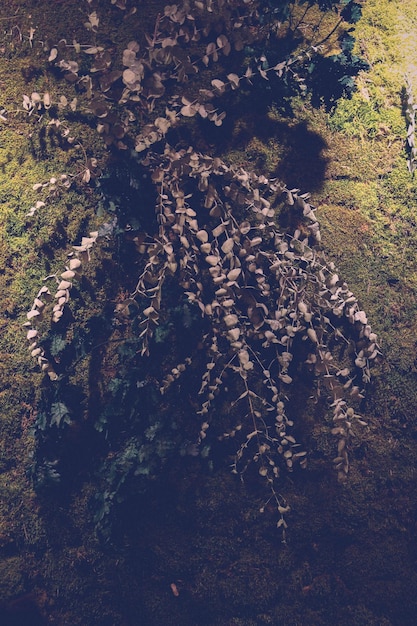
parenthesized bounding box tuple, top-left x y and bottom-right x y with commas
(20, 0, 376, 533)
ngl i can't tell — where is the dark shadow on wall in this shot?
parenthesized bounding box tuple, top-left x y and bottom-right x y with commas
(179, 108, 329, 194)
(0, 594, 46, 626)
(272, 120, 328, 192)
(231, 115, 328, 193)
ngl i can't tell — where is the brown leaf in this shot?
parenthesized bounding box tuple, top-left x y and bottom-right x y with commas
(196, 230, 209, 243)
(224, 314, 238, 328)
(211, 79, 226, 94)
(221, 238, 234, 254)
(217, 34, 231, 56)
(212, 224, 226, 238)
(205, 255, 219, 266)
(227, 268, 241, 282)
(227, 73, 240, 89)
(180, 104, 197, 117)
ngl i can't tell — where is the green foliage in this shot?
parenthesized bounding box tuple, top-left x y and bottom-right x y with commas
(94, 432, 178, 540)
(237, 1, 368, 111)
(49, 334, 67, 357)
(340, 1, 362, 24)
(306, 34, 369, 108)
(50, 402, 71, 428)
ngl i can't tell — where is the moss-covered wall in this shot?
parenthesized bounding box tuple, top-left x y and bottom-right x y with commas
(1, 1, 417, 625)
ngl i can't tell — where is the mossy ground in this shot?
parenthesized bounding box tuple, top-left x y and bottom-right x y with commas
(1, 0, 417, 624)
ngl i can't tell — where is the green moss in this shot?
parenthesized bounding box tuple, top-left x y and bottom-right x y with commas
(0, 557, 25, 598)
(329, 92, 404, 140)
(0, 1, 417, 625)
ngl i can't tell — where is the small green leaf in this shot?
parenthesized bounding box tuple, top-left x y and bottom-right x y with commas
(50, 402, 71, 427)
(50, 334, 67, 356)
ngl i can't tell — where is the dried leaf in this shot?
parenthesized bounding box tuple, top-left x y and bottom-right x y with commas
(221, 238, 234, 254)
(307, 328, 318, 344)
(227, 73, 240, 89)
(85, 46, 101, 54)
(26, 309, 40, 321)
(224, 314, 238, 328)
(217, 34, 231, 56)
(180, 104, 197, 117)
(211, 79, 225, 94)
(238, 349, 250, 364)
(227, 268, 241, 282)
(196, 230, 209, 243)
(123, 68, 137, 84)
(239, 221, 251, 235)
(354, 310, 367, 324)
(61, 270, 76, 280)
(212, 224, 226, 238)
(205, 255, 219, 266)
(227, 327, 240, 341)
(154, 117, 170, 133)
